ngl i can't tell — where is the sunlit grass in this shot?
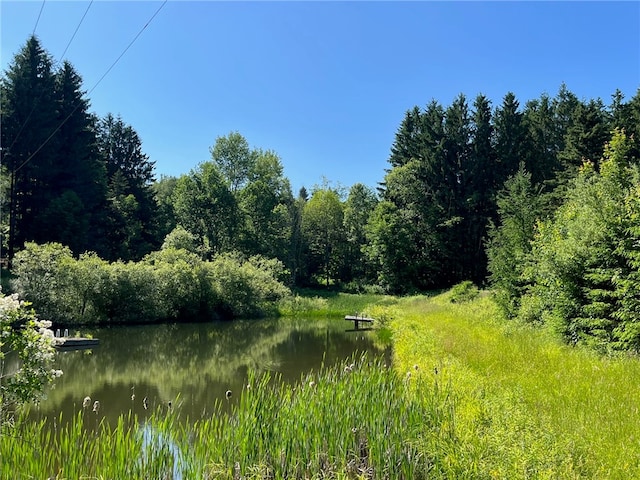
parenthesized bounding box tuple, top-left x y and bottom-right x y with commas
(391, 291, 640, 478)
(279, 289, 397, 318)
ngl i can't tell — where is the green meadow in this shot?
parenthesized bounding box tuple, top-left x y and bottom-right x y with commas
(3, 290, 640, 478)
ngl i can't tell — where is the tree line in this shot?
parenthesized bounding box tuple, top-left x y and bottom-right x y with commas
(1, 36, 157, 262)
(4, 35, 640, 350)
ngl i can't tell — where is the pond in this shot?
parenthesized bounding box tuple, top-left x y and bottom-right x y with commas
(27, 317, 389, 425)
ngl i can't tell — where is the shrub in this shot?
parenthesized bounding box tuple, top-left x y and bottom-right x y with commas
(0, 292, 59, 424)
(208, 253, 290, 318)
(448, 281, 480, 303)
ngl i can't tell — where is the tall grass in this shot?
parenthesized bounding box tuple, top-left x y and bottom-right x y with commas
(1, 355, 452, 479)
(279, 289, 397, 318)
(390, 291, 640, 478)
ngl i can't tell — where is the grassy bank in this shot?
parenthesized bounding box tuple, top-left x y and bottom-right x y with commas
(278, 289, 398, 318)
(389, 291, 640, 478)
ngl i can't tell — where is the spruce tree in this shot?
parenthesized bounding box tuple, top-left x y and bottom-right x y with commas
(1, 36, 58, 260)
(95, 114, 157, 260)
(494, 92, 526, 189)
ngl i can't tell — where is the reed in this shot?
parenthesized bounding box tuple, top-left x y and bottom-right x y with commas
(1, 354, 453, 479)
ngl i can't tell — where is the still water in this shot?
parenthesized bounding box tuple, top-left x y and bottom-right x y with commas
(29, 317, 388, 425)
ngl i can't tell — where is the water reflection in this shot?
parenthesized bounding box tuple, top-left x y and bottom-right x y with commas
(29, 317, 388, 425)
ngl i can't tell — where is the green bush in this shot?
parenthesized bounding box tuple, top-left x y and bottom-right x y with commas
(448, 280, 480, 303)
(11, 244, 291, 325)
(208, 252, 290, 318)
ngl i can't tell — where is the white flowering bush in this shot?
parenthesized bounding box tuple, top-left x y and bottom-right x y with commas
(0, 291, 60, 423)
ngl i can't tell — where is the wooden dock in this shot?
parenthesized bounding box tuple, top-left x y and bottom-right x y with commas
(55, 337, 100, 351)
(345, 315, 374, 332)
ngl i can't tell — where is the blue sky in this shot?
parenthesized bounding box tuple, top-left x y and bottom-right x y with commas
(2, 1, 639, 193)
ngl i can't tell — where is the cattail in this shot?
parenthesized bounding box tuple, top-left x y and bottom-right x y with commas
(82, 396, 91, 409)
(92, 400, 100, 414)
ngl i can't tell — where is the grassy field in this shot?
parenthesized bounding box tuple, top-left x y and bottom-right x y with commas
(389, 290, 640, 479)
(278, 288, 399, 318)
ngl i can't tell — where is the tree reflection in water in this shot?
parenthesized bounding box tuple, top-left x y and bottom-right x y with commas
(27, 317, 389, 425)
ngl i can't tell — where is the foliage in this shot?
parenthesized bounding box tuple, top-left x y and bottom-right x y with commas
(486, 164, 544, 318)
(447, 280, 479, 303)
(95, 113, 158, 261)
(343, 183, 378, 282)
(523, 130, 640, 350)
(208, 253, 291, 318)
(0, 292, 59, 424)
(302, 187, 346, 286)
(11, 243, 290, 325)
(172, 162, 238, 258)
(11, 242, 75, 323)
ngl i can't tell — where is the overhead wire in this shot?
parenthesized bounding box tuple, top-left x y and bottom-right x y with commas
(58, 0, 94, 61)
(32, 0, 46, 35)
(13, 0, 168, 174)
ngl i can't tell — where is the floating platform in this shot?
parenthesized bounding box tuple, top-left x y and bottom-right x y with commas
(345, 315, 374, 332)
(55, 337, 100, 351)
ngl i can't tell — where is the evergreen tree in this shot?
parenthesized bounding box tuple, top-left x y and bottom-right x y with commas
(486, 164, 543, 318)
(440, 94, 472, 283)
(95, 114, 157, 260)
(558, 98, 610, 176)
(522, 93, 559, 187)
(610, 89, 640, 163)
(388, 106, 425, 169)
(1, 36, 58, 260)
(494, 92, 526, 189)
(39, 61, 106, 252)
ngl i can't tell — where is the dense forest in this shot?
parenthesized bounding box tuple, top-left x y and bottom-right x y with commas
(2, 36, 640, 350)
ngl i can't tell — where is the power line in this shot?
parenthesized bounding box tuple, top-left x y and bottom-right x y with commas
(14, 0, 168, 174)
(6, 0, 94, 160)
(59, 0, 94, 61)
(86, 0, 167, 98)
(32, 0, 46, 35)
